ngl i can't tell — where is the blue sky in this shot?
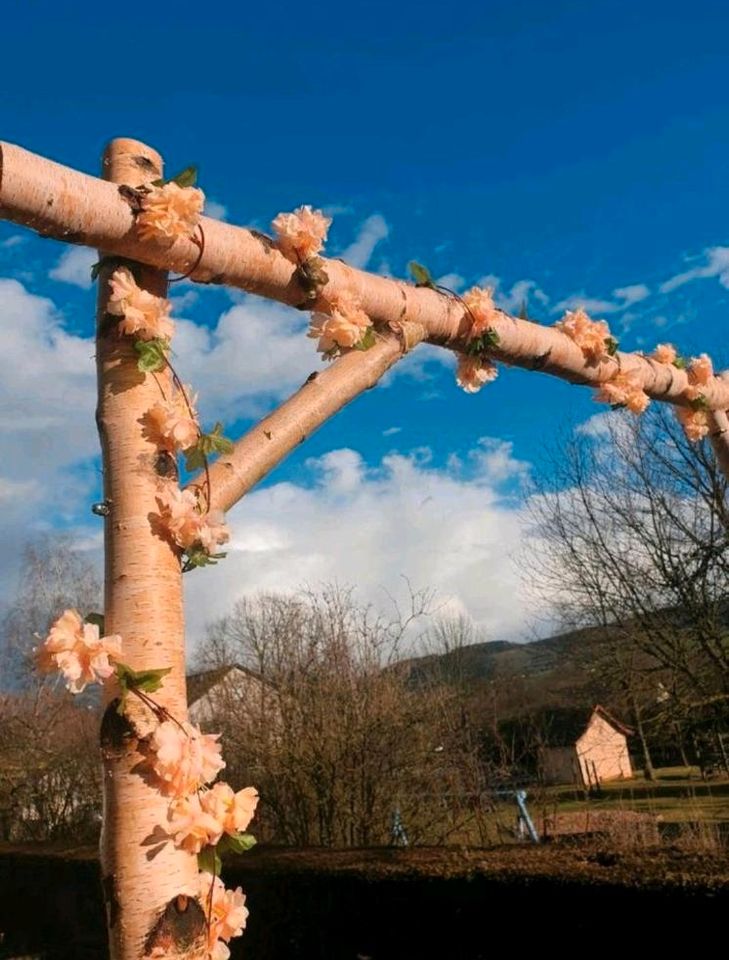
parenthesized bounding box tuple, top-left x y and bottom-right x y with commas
(1, 1, 729, 643)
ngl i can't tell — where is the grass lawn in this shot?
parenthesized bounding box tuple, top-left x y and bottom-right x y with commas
(533, 766, 729, 824)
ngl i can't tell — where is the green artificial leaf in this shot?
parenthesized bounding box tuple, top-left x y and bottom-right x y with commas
(134, 338, 169, 374)
(673, 355, 688, 370)
(172, 166, 198, 188)
(689, 394, 709, 411)
(220, 833, 257, 855)
(184, 446, 206, 473)
(116, 662, 172, 696)
(354, 328, 377, 351)
(198, 845, 222, 876)
(85, 612, 105, 633)
(605, 336, 620, 357)
(408, 261, 436, 289)
(151, 166, 198, 190)
(466, 329, 501, 356)
(185, 423, 233, 471)
(182, 548, 227, 572)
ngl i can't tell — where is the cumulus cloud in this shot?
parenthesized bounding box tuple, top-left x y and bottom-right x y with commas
(172, 297, 317, 420)
(552, 283, 650, 315)
(183, 441, 536, 647)
(660, 246, 729, 293)
(0, 278, 99, 600)
(1, 235, 25, 249)
(49, 246, 97, 289)
(341, 214, 389, 269)
(204, 199, 228, 221)
(478, 275, 550, 314)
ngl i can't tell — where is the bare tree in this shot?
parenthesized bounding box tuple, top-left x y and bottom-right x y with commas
(524, 410, 729, 770)
(197, 586, 503, 846)
(1, 534, 101, 690)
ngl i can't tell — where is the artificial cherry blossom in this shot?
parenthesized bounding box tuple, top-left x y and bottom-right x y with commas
(149, 719, 225, 798)
(137, 182, 205, 243)
(676, 406, 710, 443)
(200, 782, 259, 836)
(199, 873, 249, 960)
(555, 308, 612, 364)
(167, 794, 223, 853)
(594, 370, 650, 414)
(652, 343, 677, 365)
(309, 290, 372, 354)
(108, 267, 174, 341)
(37, 609, 121, 694)
(272, 205, 331, 261)
(462, 286, 500, 340)
(144, 390, 199, 453)
(456, 354, 498, 393)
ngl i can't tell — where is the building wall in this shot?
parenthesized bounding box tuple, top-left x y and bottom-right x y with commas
(189, 667, 270, 726)
(576, 712, 632, 787)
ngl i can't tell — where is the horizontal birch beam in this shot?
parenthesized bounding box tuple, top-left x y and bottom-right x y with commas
(2, 140, 729, 411)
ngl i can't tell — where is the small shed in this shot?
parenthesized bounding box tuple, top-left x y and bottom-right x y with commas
(538, 705, 632, 788)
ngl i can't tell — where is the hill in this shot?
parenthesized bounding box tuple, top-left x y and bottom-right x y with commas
(400, 624, 613, 719)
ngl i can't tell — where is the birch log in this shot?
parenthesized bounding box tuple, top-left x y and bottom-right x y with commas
(96, 139, 206, 960)
(2, 140, 729, 411)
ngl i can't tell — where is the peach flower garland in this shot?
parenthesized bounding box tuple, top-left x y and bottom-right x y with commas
(309, 290, 373, 356)
(676, 407, 711, 442)
(272, 205, 332, 261)
(144, 389, 200, 454)
(675, 353, 715, 442)
(594, 369, 650, 414)
(199, 873, 250, 960)
(167, 783, 259, 854)
(652, 343, 678, 366)
(685, 353, 713, 401)
(137, 181, 205, 243)
(456, 355, 499, 394)
(149, 719, 225, 798)
(555, 308, 614, 364)
(108, 267, 174, 341)
(37, 609, 122, 694)
(155, 485, 231, 555)
(462, 286, 500, 340)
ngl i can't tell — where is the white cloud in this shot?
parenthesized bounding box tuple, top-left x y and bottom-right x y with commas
(480, 276, 550, 314)
(184, 441, 536, 646)
(436, 273, 464, 291)
(49, 246, 97, 289)
(660, 246, 729, 293)
(172, 297, 317, 420)
(1, 235, 25, 249)
(204, 199, 227, 221)
(553, 283, 650, 315)
(613, 284, 650, 306)
(341, 214, 389, 269)
(0, 278, 99, 599)
(382, 426, 402, 437)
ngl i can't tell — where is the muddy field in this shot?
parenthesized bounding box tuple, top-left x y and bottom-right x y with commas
(0, 844, 726, 958)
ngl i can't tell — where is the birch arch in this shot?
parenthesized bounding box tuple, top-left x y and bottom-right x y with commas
(1, 136, 728, 959)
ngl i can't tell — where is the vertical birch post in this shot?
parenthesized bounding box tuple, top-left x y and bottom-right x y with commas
(96, 139, 206, 960)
